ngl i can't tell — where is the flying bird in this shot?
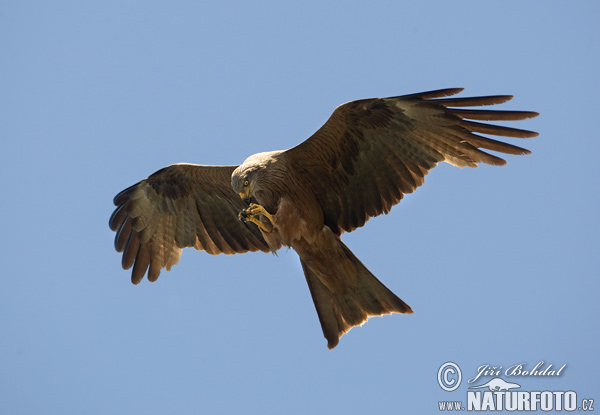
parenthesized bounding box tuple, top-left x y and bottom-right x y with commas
(109, 88, 538, 349)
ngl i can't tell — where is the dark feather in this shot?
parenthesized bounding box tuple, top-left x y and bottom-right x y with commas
(285, 89, 538, 234)
(109, 164, 271, 283)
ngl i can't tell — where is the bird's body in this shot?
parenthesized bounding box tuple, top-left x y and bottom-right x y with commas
(109, 88, 538, 349)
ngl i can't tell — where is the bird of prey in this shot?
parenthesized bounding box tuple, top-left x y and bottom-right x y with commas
(109, 88, 538, 349)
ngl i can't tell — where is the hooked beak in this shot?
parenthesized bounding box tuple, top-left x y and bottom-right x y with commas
(239, 191, 251, 204)
(239, 181, 254, 204)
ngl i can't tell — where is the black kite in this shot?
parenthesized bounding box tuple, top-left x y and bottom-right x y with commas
(109, 88, 538, 349)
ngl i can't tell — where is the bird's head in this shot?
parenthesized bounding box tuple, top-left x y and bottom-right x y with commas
(231, 154, 267, 203)
(231, 151, 283, 204)
(232, 165, 259, 203)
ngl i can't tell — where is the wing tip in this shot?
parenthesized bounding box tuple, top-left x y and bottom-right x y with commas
(524, 130, 539, 138)
(113, 186, 132, 206)
(408, 87, 465, 100)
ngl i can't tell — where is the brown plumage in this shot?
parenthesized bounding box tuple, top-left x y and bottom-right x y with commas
(109, 88, 538, 349)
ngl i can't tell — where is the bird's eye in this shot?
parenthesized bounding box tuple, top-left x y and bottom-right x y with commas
(244, 180, 249, 187)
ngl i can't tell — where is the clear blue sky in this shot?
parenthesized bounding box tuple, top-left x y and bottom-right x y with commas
(2, 1, 598, 413)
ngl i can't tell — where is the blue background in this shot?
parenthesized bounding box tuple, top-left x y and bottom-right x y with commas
(2, 1, 598, 413)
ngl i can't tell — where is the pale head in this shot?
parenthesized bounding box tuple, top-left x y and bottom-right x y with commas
(231, 151, 283, 203)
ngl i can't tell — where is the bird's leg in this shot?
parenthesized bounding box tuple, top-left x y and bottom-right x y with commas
(238, 203, 275, 232)
(246, 203, 275, 224)
(239, 214, 272, 232)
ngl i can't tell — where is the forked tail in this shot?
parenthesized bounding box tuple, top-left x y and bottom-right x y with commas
(298, 238, 412, 349)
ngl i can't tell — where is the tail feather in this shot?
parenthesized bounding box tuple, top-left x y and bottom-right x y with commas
(299, 240, 412, 349)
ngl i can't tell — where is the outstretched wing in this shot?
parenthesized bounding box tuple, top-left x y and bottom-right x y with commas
(284, 88, 539, 234)
(109, 163, 272, 284)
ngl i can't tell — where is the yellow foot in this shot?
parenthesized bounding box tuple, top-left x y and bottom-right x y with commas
(246, 203, 275, 224)
(238, 203, 275, 232)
